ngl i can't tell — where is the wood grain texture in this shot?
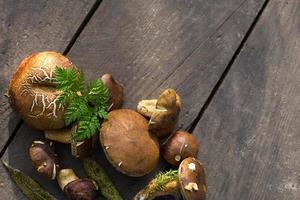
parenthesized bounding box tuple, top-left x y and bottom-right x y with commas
(195, 0, 300, 199)
(68, 0, 265, 129)
(0, 0, 95, 199)
(2, 0, 267, 199)
(0, 0, 95, 150)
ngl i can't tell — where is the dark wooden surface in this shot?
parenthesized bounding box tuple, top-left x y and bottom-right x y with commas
(195, 0, 300, 199)
(0, 0, 95, 151)
(0, 0, 96, 199)
(0, 0, 267, 199)
(1, 0, 299, 200)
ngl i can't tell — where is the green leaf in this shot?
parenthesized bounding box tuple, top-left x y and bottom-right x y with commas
(64, 97, 88, 126)
(87, 79, 109, 107)
(2, 160, 57, 200)
(83, 158, 123, 200)
(55, 66, 108, 141)
(74, 115, 100, 141)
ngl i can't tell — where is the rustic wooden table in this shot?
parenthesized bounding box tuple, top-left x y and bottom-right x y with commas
(0, 0, 299, 199)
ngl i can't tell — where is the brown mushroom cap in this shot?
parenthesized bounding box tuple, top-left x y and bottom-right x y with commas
(64, 178, 98, 200)
(100, 109, 160, 177)
(179, 157, 207, 200)
(101, 74, 124, 110)
(8, 51, 73, 130)
(29, 140, 59, 180)
(137, 88, 181, 138)
(163, 131, 199, 166)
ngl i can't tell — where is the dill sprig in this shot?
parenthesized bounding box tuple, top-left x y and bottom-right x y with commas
(154, 170, 178, 191)
(54, 66, 109, 141)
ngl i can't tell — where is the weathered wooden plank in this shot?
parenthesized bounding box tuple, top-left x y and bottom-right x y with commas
(0, 0, 96, 199)
(0, 0, 96, 150)
(194, 0, 300, 199)
(2, 0, 267, 199)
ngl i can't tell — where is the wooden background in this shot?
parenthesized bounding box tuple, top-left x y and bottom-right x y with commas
(0, 0, 299, 199)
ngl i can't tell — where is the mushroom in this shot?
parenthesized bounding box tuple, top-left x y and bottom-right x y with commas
(134, 157, 206, 200)
(45, 123, 93, 158)
(70, 123, 93, 159)
(133, 170, 180, 200)
(137, 89, 181, 138)
(100, 109, 160, 177)
(8, 51, 73, 130)
(29, 140, 59, 180)
(57, 169, 98, 200)
(101, 74, 124, 110)
(45, 128, 72, 144)
(162, 131, 199, 166)
(179, 157, 207, 200)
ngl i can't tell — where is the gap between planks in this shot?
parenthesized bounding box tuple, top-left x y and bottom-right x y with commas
(185, 0, 270, 133)
(0, 0, 103, 158)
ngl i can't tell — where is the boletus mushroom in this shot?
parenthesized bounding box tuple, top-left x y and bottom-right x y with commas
(137, 89, 181, 138)
(100, 109, 160, 177)
(179, 157, 207, 200)
(8, 51, 73, 130)
(45, 123, 93, 159)
(134, 157, 206, 200)
(101, 74, 124, 110)
(57, 169, 98, 200)
(29, 140, 59, 180)
(162, 131, 199, 166)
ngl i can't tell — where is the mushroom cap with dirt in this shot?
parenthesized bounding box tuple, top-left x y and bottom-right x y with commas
(179, 157, 207, 200)
(8, 51, 73, 130)
(100, 109, 160, 177)
(137, 88, 181, 138)
(162, 131, 199, 166)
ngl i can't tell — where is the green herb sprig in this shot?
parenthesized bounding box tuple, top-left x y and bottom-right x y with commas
(54, 66, 109, 141)
(154, 169, 178, 191)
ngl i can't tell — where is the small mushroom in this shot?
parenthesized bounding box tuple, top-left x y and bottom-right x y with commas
(70, 124, 93, 159)
(101, 74, 124, 110)
(137, 89, 181, 138)
(29, 140, 59, 180)
(100, 109, 160, 177)
(57, 169, 98, 200)
(8, 51, 73, 130)
(179, 157, 207, 200)
(133, 170, 180, 200)
(162, 131, 199, 166)
(45, 123, 93, 158)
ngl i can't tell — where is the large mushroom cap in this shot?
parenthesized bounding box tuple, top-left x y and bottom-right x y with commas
(137, 88, 181, 138)
(100, 109, 160, 177)
(179, 157, 207, 200)
(8, 51, 73, 130)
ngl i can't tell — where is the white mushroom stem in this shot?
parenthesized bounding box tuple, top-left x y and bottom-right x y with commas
(57, 169, 79, 190)
(45, 128, 72, 144)
(137, 99, 158, 117)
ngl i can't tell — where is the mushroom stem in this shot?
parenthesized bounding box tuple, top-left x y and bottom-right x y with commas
(57, 169, 98, 200)
(133, 170, 180, 200)
(45, 128, 72, 144)
(137, 99, 157, 118)
(57, 169, 79, 190)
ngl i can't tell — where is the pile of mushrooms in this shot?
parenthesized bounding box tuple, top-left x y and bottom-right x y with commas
(9, 51, 206, 200)
(29, 140, 98, 200)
